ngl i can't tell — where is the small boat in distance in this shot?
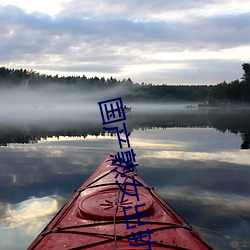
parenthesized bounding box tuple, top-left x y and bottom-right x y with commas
(120, 105, 132, 113)
(28, 153, 213, 249)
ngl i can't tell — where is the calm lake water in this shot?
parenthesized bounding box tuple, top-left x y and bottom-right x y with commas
(0, 104, 250, 249)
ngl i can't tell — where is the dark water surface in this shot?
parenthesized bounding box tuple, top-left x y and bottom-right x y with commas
(0, 105, 250, 249)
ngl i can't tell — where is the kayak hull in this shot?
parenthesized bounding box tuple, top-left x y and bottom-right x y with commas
(28, 153, 213, 249)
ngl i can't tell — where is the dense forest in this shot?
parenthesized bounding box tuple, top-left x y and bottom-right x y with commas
(0, 63, 250, 104)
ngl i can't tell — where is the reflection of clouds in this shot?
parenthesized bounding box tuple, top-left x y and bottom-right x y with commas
(0, 196, 59, 230)
(0, 139, 118, 205)
(157, 186, 250, 249)
(3, 138, 116, 178)
(132, 127, 243, 152)
(132, 140, 185, 150)
(0, 196, 62, 250)
(152, 150, 250, 166)
(157, 186, 250, 215)
(194, 224, 250, 250)
(129, 128, 249, 166)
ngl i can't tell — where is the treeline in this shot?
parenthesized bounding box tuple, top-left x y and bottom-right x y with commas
(208, 63, 250, 105)
(0, 64, 249, 104)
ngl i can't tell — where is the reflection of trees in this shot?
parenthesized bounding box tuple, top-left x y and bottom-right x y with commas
(0, 131, 38, 146)
(241, 133, 250, 149)
(0, 122, 115, 146)
(0, 109, 250, 149)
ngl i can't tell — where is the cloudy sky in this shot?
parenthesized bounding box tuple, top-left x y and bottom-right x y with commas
(0, 0, 250, 85)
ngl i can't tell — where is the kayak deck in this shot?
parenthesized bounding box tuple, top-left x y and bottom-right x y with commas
(28, 153, 213, 249)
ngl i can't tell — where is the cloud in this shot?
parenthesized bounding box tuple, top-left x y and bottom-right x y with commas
(58, 0, 244, 19)
(4, 5, 247, 49)
(0, 1, 250, 84)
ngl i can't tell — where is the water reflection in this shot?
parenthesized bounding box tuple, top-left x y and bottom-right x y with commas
(0, 196, 59, 228)
(0, 108, 250, 249)
(0, 196, 62, 250)
(0, 107, 250, 149)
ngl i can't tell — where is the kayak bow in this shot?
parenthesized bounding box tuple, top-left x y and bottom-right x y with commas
(28, 153, 213, 249)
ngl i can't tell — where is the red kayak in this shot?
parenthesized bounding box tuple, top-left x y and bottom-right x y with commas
(28, 153, 213, 249)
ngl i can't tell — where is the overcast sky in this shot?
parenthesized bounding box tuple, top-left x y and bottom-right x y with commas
(0, 0, 250, 85)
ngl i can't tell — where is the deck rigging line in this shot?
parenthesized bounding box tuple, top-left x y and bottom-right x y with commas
(33, 161, 212, 250)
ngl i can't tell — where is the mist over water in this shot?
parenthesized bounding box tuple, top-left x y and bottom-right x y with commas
(0, 84, 197, 125)
(0, 85, 99, 121)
